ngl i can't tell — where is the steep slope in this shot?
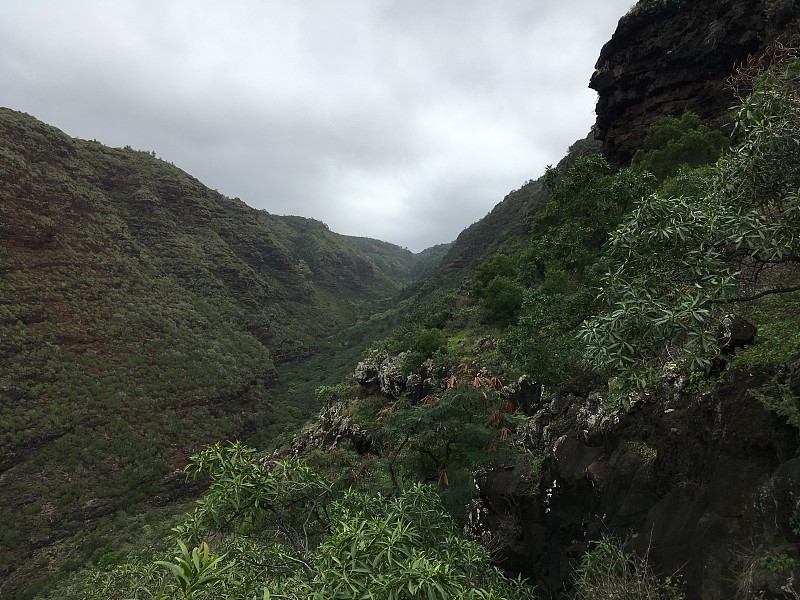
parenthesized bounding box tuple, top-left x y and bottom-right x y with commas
(407, 134, 600, 299)
(341, 235, 450, 288)
(0, 108, 419, 597)
(591, 0, 800, 166)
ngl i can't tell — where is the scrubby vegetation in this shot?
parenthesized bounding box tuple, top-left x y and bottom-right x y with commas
(66, 443, 537, 600)
(5, 33, 800, 600)
(0, 107, 441, 598)
(583, 49, 800, 388)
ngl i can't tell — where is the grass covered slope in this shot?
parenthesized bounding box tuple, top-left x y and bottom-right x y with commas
(0, 108, 424, 597)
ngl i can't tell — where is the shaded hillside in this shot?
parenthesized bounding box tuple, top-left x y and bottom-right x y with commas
(0, 108, 418, 597)
(342, 235, 452, 287)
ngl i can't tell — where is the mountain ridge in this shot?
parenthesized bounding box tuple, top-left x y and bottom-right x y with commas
(0, 106, 445, 597)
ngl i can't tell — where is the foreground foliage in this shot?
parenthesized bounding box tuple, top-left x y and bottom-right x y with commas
(581, 56, 800, 387)
(78, 443, 537, 600)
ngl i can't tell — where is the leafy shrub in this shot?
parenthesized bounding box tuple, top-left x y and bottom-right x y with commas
(524, 156, 655, 283)
(313, 485, 537, 600)
(474, 254, 518, 298)
(631, 112, 728, 181)
(314, 383, 352, 405)
(379, 372, 525, 517)
(478, 276, 525, 327)
(500, 285, 593, 386)
(750, 382, 800, 430)
(413, 327, 447, 356)
(582, 59, 800, 387)
(79, 445, 538, 600)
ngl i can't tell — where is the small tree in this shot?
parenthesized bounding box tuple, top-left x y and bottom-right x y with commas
(313, 485, 536, 600)
(630, 112, 727, 181)
(473, 254, 518, 298)
(379, 369, 526, 516)
(479, 275, 525, 327)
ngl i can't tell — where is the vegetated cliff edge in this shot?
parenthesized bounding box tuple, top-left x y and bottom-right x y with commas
(492, 1, 800, 596)
(591, 0, 800, 166)
(290, 2, 800, 598)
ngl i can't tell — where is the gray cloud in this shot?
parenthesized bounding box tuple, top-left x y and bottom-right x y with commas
(1, 0, 634, 251)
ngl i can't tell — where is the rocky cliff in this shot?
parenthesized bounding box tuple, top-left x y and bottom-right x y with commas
(474, 362, 800, 599)
(591, 0, 800, 166)
(289, 343, 799, 598)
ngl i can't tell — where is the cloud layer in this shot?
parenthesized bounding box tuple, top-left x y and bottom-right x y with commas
(1, 0, 633, 251)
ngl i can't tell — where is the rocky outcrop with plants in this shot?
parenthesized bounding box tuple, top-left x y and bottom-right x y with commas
(477, 360, 800, 598)
(591, 0, 800, 165)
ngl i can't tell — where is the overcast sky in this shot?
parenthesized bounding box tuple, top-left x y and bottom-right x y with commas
(1, 1, 633, 251)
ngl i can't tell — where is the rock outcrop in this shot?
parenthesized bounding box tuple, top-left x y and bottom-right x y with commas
(354, 350, 452, 401)
(289, 401, 371, 456)
(475, 361, 800, 599)
(354, 349, 409, 398)
(591, 0, 800, 166)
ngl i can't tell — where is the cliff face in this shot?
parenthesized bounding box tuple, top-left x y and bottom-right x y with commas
(476, 364, 800, 599)
(591, 0, 800, 166)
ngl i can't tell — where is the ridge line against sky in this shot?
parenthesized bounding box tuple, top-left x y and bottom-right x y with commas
(1, 1, 635, 252)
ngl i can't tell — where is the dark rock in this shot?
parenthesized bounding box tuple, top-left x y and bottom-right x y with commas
(553, 436, 604, 482)
(718, 315, 757, 354)
(290, 401, 371, 456)
(502, 376, 543, 416)
(477, 367, 800, 598)
(591, 0, 800, 166)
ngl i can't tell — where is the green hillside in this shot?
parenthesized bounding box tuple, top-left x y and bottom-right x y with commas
(0, 108, 440, 598)
(5, 3, 800, 599)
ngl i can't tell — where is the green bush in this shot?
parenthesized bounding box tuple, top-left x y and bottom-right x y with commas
(313, 485, 537, 600)
(413, 327, 447, 356)
(78, 445, 538, 600)
(631, 112, 727, 181)
(479, 276, 524, 327)
(473, 254, 518, 298)
(582, 61, 800, 388)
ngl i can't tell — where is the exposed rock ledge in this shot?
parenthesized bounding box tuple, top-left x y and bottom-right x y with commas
(293, 343, 800, 598)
